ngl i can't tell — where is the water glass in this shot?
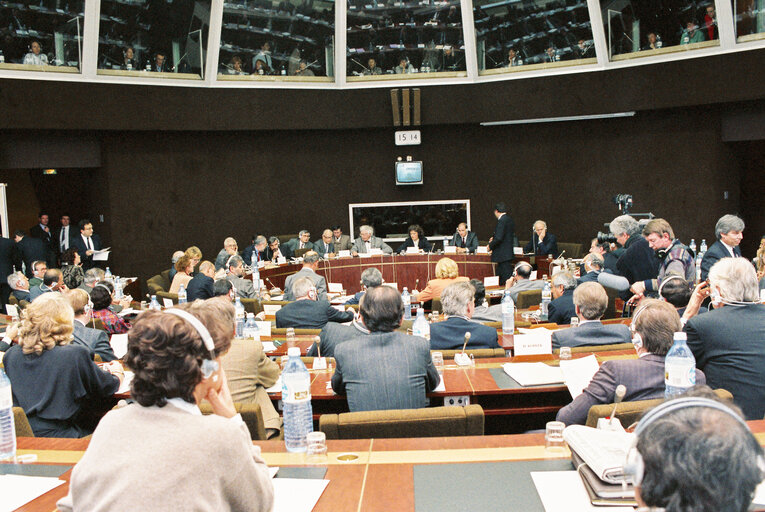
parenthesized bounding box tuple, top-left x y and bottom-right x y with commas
(545, 421, 567, 452)
(432, 352, 444, 375)
(559, 347, 572, 360)
(570, 317, 579, 327)
(306, 431, 327, 462)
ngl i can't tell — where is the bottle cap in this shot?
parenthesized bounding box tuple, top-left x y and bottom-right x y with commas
(287, 347, 300, 357)
(246, 312, 254, 318)
(673, 331, 687, 340)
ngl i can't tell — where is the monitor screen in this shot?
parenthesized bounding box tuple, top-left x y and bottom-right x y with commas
(395, 161, 423, 185)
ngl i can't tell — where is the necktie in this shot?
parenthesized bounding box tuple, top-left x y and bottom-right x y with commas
(462, 237, 466, 246)
(325, 243, 329, 252)
(87, 237, 92, 250)
(300, 242, 304, 249)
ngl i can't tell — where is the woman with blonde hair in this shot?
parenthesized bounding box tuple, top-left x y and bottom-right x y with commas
(416, 257, 469, 303)
(170, 254, 194, 293)
(3, 293, 124, 437)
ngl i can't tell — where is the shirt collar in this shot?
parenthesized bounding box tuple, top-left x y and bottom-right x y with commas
(578, 318, 600, 326)
(721, 240, 737, 256)
(74, 318, 86, 326)
(167, 398, 202, 415)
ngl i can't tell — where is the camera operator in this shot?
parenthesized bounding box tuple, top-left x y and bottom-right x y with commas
(630, 219, 694, 300)
(605, 215, 660, 301)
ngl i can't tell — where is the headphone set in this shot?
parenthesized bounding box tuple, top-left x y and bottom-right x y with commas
(95, 283, 112, 293)
(657, 274, 688, 299)
(165, 308, 219, 381)
(622, 397, 763, 486)
(629, 302, 650, 350)
(512, 261, 532, 277)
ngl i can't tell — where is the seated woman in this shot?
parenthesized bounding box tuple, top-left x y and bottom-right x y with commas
(397, 224, 432, 254)
(169, 254, 194, 293)
(57, 298, 274, 511)
(61, 248, 84, 289)
(523, 220, 559, 257)
(3, 294, 124, 437)
(555, 299, 706, 426)
(416, 257, 469, 303)
(90, 281, 131, 334)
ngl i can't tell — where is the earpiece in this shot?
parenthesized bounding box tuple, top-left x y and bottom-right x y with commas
(657, 274, 687, 299)
(164, 308, 219, 380)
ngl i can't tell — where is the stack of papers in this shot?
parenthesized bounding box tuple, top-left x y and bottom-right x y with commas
(502, 362, 564, 386)
(562, 425, 634, 484)
(0, 475, 65, 512)
(559, 355, 600, 398)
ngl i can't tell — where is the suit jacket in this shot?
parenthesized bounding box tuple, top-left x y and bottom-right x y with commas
(417, 276, 469, 303)
(313, 239, 335, 258)
(577, 270, 601, 285)
(307, 320, 370, 357)
(451, 232, 479, 253)
(275, 299, 354, 329)
(352, 236, 393, 255)
(30, 225, 55, 264)
(71, 320, 117, 362)
(71, 234, 102, 270)
(283, 267, 328, 302)
(397, 237, 433, 254)
(225, 274, 257, 299)
(265, 244, 292, 261)
(54, 225, 76, 254)
(16, 236, 47, 277)
(615, 236, 659, 286)
(556, 354, 706, 425)
(186, 274, 215, 302)
(29, 284, 58, 302)
(333, 235, 353, 253)
(331, 331, 440, 412)
(221, 338, 281, 430)
(214, 248, 233, 271)
(471, 303, 503, 323)
(12, 289, 31, 302)
(700, 240, 741, 281)
(488, 213, 515, 263)
(551, 321, 631, 349)
(685, 304, 765, 420)
(0, 237, 17, 283)
(283, 238, 314, 254)
(507, 279, 545, 303)
(345, 291, 365, 305)
(429, 316, 499, 350)
(547, 289, 576, 325)
(524, 234, 559, 257)
(242, 245, 266, 265)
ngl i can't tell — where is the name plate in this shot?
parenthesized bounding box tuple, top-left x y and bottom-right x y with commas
(263, 304, 281, 315)
(484, 276, 499, 287)
(369, 248, 384, 255)
(359, 252, 372, 258)
(276, 257, 287, 265)
(476, 246, 488, 254)
(162, 298, 174, 308)
(513, 332, 553, 356)
(513, 247, 523, 255)
(444, 245, 457, 254)
(338, 250, 351, 258)
(328, 283, 343, 293)
(406, 247, 419, 254)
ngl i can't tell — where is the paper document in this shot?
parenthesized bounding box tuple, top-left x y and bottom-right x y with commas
(562, 425, 635, 484)
(476, 246, 488, 254)
(269, 467, 280, 478)
(559, 355, 600, 398)
(531, 471, 633, 512)
(383, 282, 398, 291)
(261, 341, 277, 353)
(484, 276, 499, 287)
(110, 333, 129, 358)
(266, 377, 282, 393)
(5, 304, 18, 317)
(256, 321, 272, 337)
(444, 246, 456, 254)
(338, 250, 351, 258)
(752, 478, 765, 506)
(117, 371, 134, 394)
(117, 308, 136, 317)
(369, 248, 383, 255)
(0, 474, 66, 512)
(328, 283, 343, 293)
(433, 375, 445, 392)
(502, 362, 564, 386)
(93, 249, 110, 262)
(272, 478, 329, 512)
(263, 305, 282, 315)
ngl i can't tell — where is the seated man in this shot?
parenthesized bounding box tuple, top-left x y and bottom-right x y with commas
(242, 235, 268, 265)
(212, 278, 235, 300)
(331, 225, 353, 253)
(67, 289, 117, 362)
(313, 230, 336, 258)
(283, 251, 327, 302)
(451, 222, 478, 254)
(283, 230, 313, 254)
(430, 281, 499, 350)
(346, 267, 383, 305)
(505, 261, 545, 302)
(547, 272, 577, 325)
(186, 261, 216, 301)
(265, 236, 292, 262)
(351, 225, 393, 255)
(214, 237, 239, 271)
(658, 275, 693, 317)
(577, 253, 603, 284)
(556, 299, 705, 425)
(524, 220, 558, 256)
(331, 286, 440, 412)
(167, 250, 184, 282)
(29, 269, 65, 301)
(589, 237, 619, 273)
(469, 279, 502, 323)
(223, 255, 257, 299)
(28, 260, 47, 287)
(685, 258, 765, 419)
(275, 277, 354, 329)
(8, 271, 30, 302)
(700, 214, 744, 281)
(551, 282, 631, 349)
(307, 301, 371, 358)
(632, 394, 762, 512)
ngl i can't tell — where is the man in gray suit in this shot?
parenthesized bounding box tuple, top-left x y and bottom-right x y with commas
(505, 261, 545, 302)
(224, 255, 257, 299)
(331, 286, 440, 412)
(331, 225, 353, 253)
(307, 315, 370, 357)
(313, 229, 336, 258)
(78, 268, 104, 296)
(283, 230, 314, 254)
(283, 251, 327, 301)
(552, 282, 631, 349)
(556, 299, 705, 425)
(351, 225, 393, 255)
(67, 288, 117, 362)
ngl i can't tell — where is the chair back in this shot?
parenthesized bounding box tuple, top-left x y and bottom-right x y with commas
(320, 405, 484, 439)
(8, 295, 18, 306)
(515, 289, 542, 309)
(199, 402, 267, 440)
(240, 298, 264, 315)
(604, 286, 621, 319)
(430, 298, 442, 313)
(156, 291, 179, 305)
(159, 270, 171, 289)
(557, 242, 584, 259)
(13, 407, 34, 437)
(147, 274, 167, 294)
(272, 328, 322, 336)
(554, 342, 633, 355)
(294, 248, 311, 258)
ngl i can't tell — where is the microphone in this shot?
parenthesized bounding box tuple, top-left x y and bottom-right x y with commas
(454, 332, 472, 365)
(608, 385, 627, 427)
(414, 278, 420, 291)
(460, 332, 471, 353)
(265, 277, 278, 290)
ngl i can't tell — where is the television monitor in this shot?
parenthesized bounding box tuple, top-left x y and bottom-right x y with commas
(395, 161, 423, 186)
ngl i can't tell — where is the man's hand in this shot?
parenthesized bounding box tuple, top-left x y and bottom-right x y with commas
(85, 250, 94, 256)
(682, 281, 711, 321)
(630, 281, 646, 295)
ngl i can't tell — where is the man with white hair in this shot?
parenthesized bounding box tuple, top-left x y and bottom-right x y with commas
(214, 237, 239, 271)
(7, 271, 30, 302)
(168, 250, 185, 282)
(685, 258, 765, 419)
(351, 226, 393, 255)
(275, 277, 354, 329)
(313, 229, 336, 258)
(611, 215, 659, 291)
(578, 253, 603, 284)
(547, 272, 578, 325)
(700, 214, 744, 281)
(429, 281, 499, 350)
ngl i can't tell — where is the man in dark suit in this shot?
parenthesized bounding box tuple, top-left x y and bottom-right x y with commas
(242, 236, 268, 266)
(14, 230, 47, 278)
(331, 286, 440, 412)
(524, 220, 559, 257)
(70, 219, 102, 271)
(547, 272, 577, 325)
(557, 299, 705, 425)
(283, 251, 328, 302)
(29, 269, 65, 302)
(29, 212, 56, 267)
(488, 202, 516, 285)
(451, 222, 478, 254)
(265, 236, 293, 262)
(54, 214, 76, 257)
(307, 318, 370, 358)
(577, 253, 603, 285)
(430, 281, 499, 350)
(276, 276, 354, 329)
(283, 230, 314, 255)
(68, 288, 117, 362)
(186, 261, 216, 301)
(685, 258, 765, 420)
(345, 267, 383, 305)
(0, 235, 18, 307)
(314, 230, 336, 259)
(552, 282, 630, 349)
(700, 214, 744, 281)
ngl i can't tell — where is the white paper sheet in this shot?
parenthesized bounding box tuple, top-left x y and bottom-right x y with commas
(263, 305, 282, 315)
(483, 276, 499, 287)
(531, 471, 633, 512)
(752, 478, 765, 506)
(261, 341, 277, 353)
(502, 362, 564, 386)
(338, 250, 351, 258)
(0, 475, 66, 512)
(117, 307, 136, 317)
(559, 355, 601, 398)
(110, 333, 129, 358)
(444, 246, 457, 254)
(513, 247, 523, 255)
(433, 375, 445, 392)
(5, 304, 18, 317)
(272, 478, 330, 512)
(476, 246, 488, 254)
(328, 283, 343, 293)
(117, 371, 134, 394)
(92, 250, 110, 261)
(256, 321, 272, 337)
(269, 467, 280, 478)
(383, 282, 398, 291)
(266, 376, 282, 393)
(369, 248, 383, 255)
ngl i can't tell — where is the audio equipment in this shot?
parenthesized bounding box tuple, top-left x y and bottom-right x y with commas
(165, 308, 219, 380)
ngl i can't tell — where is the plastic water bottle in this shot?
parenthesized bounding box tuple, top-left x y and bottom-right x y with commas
(0, 50, 5, 64)
(234, 297, 245, 338)
(177, 284, 187, 304)
(402, 287, 412, 320)
(113, 277, 123, 299)
(700, 239, 708, 254)
(251, 260, 261, 294)
(104, 267, 112, 282)
(0, 368, 16, 461)
(412, 307, 430, 339)
(282, 347, 313, 452)
(541, 280, 552, 316)
(243, 313, 260, 340)
(149, 295, 161, 311)
(665, 332, 697, 398)
(688, 239, 697, 256)
(501, 289, 515, 335)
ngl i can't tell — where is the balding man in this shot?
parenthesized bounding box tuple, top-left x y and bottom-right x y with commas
(276, 277, 354, 329)
(214, 237, 239, 271)
(505, 261, 545, 302)
(29, 268, 65, 301)
(429, 281, 499, 350)
(168, 250, 185, 282)
(283, 251, 327, 301)
(314, 229, 336, 258)
(351, 226, 392, 255)
(242, 236, 268, 265)
(551, 282, 630, 349)
(186, 261, 216, 301)
(450, 222, 478, 254)
(578, 253, 603, 284)
(224, 255, 257, 299)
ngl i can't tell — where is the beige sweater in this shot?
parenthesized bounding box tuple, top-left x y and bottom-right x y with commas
(57, 403, 274, 512)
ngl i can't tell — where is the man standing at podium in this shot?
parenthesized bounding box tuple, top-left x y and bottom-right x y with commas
(488, 202, 515, 285)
